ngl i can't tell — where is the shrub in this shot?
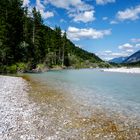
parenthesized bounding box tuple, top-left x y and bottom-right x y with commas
(0, 65, 7, 73)
(37, 63, 45, 69)
(6, 65, 17, 73)
(16, 63, 27, 72)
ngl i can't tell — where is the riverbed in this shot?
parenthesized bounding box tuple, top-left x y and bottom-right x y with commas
(0, 72, 140, 139)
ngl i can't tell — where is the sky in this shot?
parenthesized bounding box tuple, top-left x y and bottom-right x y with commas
(23, 0, 140, 60)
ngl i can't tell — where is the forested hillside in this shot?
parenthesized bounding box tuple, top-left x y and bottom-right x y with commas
(0, 0, 107, 73)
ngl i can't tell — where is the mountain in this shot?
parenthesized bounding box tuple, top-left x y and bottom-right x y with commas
(109, 57, 127, 64)
(123, 50, 140, 63)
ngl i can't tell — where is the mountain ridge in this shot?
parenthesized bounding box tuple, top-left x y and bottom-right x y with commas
(123, 50, 140, 63)
(109, 57, 127, 64)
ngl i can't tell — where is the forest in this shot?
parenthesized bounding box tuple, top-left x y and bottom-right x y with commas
(0, 0, 109, 73)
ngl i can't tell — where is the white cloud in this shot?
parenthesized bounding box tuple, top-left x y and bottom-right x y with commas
(36, 0, 45, 10)
(75, 44, 82, 48)
(131, 38, 140, 43)
(44, 0, 94, 23)
(22, 0, 32, 17)
(44, 0, 79, 9)
(67, 26, 111, 41)
(118, 43, 133, 50)
(110, 52, 128, 57)
(102, 17, 108, 20)
(36, 0, 54, 19)
(23, 0, 30, 7)
(116, 5, 140, 21)
(110, 20, 118, 24)
(104, 57, 114, 61)
(104, 50, 112, 53)
(126, 49, 134, 53)
(60, 19, 66, 23)
(98, 51, 129, 60)
(98, 42, 137, 60)
(40, 10, 54, 19)
(136, 44, 140, 48)
(71, 10, 95, 23)
(96, 0, 115, 5)
(44, 0, 92, 11)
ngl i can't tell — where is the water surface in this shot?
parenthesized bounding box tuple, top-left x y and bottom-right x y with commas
(29, 69, 140, 118)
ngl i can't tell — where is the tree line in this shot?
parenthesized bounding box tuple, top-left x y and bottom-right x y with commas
(0, 0, 105, 73)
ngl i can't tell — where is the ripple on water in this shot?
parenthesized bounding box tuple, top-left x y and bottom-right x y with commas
(27, 74, 140, 139)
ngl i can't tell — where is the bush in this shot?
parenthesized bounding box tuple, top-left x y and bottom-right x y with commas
(37, 63, 45, 69)
(6, 65, 17, 73)
(16, 63, 27, 72)
(0, 65, 7, 73)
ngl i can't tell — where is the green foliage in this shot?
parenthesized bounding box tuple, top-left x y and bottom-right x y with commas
(37, 63, 45, 68)
(0, 0, 106, 73)
(109, 62, 121, 68)
(0, 63, 28, 73)
(6, 65, 17, 73)
(122, 61, 140, 67)
(16, 63, 27, 72)
(0, 65, 7, 73)
(98, 62, 111, 68)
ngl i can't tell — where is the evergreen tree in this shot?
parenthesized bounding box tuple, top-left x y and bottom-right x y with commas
(62, 31, 69, 66)
(32, 7, 46, 66)
(0, 0, 24, 65)
(0, 0, 104, 73)
(54, 26, 62, 65)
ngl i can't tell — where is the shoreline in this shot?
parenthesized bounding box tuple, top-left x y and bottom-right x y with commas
(102, 67, 140, 74)
(0, 75, 36, 139)
(0, 75, 139, 139)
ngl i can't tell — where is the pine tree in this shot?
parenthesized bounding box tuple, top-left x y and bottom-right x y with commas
(62, 31, 66, 67)
(32, 7, 46, 66)
(63, 32, 70, 66)
(0, 0, 103, 73)
(54, 26, 62, 65)
(0, 0, 10, 65)
(0, 0, 24, 65)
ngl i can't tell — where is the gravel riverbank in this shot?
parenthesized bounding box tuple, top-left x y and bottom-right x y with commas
(0, 75, 38, 139)
(102, 68, 140, 74)
(0, 75, 139, 140)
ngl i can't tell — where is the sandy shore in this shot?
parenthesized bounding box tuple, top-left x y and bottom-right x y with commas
(102, 67, 140, 74)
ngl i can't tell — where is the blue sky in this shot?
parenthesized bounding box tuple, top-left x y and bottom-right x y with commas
(23, 0, 140, 60)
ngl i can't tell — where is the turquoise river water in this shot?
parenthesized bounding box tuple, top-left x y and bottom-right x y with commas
(29, 69, 140, 119)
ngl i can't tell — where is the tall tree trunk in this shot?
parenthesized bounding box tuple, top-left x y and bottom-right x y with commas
(62, 44, 64, 67)
(32, 24, 35, 44)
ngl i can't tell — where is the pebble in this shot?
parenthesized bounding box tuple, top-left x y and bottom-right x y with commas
(0, 75, 139, 140)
